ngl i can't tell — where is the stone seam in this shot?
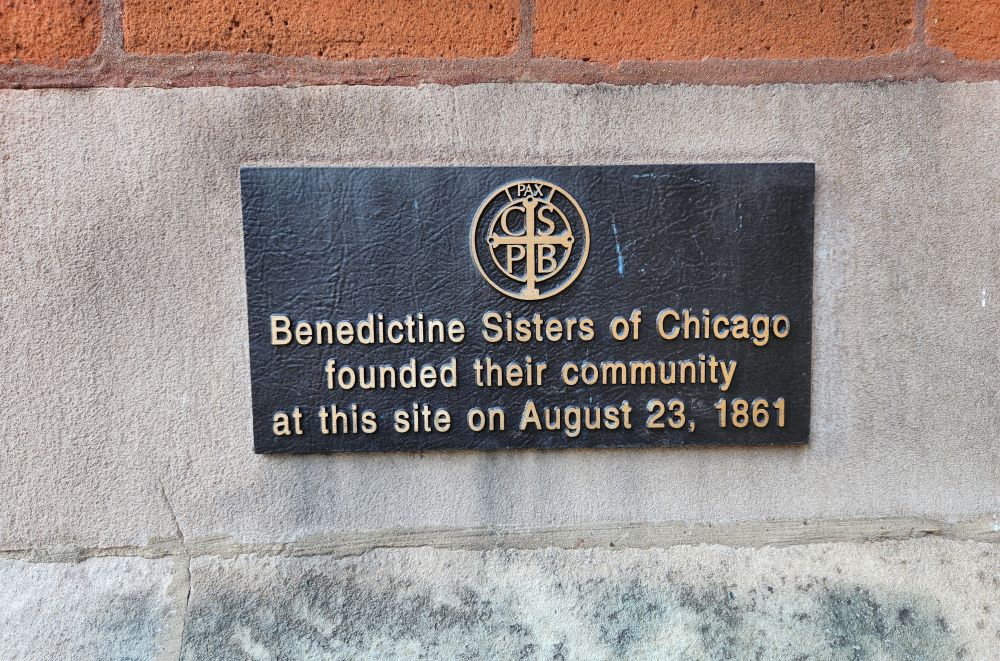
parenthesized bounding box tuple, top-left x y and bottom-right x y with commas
(1, 517, 996, 565)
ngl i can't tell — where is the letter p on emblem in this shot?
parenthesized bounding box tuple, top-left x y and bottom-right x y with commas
(505, 244, 526, 273)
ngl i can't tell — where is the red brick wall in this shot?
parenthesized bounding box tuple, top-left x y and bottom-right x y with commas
(2, 0, 1000, 87)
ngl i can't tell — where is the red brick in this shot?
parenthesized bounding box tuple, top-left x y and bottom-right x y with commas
(927, 0, 1000, 60)
(0, 0, 101, 64)
(534, 0, 914, 62)
(123, 0, 520, 58)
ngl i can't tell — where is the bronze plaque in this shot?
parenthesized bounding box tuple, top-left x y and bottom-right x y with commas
(240, 164, 814, 453)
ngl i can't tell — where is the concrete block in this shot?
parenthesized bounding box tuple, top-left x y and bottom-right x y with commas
(0, 557, 178, 660)
(0, 82, 998, 548)
(180, 539, 1000, 660)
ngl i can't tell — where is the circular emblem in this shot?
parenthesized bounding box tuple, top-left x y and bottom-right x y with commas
(470, 180, 589, 301)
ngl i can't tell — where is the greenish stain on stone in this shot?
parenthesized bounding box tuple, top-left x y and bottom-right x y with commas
(180, 550, 971, 660)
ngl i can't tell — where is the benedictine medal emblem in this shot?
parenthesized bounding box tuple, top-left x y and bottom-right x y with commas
(470, 180, 590, 300)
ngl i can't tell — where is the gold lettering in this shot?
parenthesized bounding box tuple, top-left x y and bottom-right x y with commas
(519, 400, 542, 431)
(270, 315, 292, 345)
(473, 356, 547, 387)
(481, 312, 595, 343)
(751, 314, 770, 346)
(712, 315, 730, 339)
(272, 411, 291, 436)
(537, 244, 558, 275)
(719, 360, 737, 392)
(518, 400, 634, 437)
(505, 244, 526, 273)
(773, 315, 790, 339)
(730, 315, 750, 339)
(559, 357, 737, 392)
(294, 322, 313, 345)
(656, 308, 681, 340)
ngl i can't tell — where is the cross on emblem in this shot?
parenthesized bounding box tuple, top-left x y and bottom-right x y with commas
(471, 180, 590, 301)
(487, 185, 576, 298)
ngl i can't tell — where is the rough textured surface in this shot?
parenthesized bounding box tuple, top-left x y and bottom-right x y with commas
(534, 0, 915, 61)
(181, 539, 999, 659)
(928, 0, 1000, 60)
(0, 83, 999, 550)
(123, 0, 520, 58)
(7, 1, 1000, 88)
(0, 557, 176, 659)
(0, 0, 101, 64)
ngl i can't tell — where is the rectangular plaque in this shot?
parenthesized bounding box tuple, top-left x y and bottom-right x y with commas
(240, 164, 814, 453)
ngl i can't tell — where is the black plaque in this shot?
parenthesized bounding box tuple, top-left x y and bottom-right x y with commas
(240, 165, 814, 453)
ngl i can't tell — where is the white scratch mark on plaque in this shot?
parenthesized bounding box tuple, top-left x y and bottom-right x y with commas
(611, 221, 625, 277)
(981, 288, 987, 308)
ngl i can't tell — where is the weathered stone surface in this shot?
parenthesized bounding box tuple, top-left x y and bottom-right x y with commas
(0, 557, 177, 659)
(181, 539, 999, 660)
(0, 83, 999, 549)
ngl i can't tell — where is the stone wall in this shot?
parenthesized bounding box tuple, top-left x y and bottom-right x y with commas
(1, 2, 999, 659)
